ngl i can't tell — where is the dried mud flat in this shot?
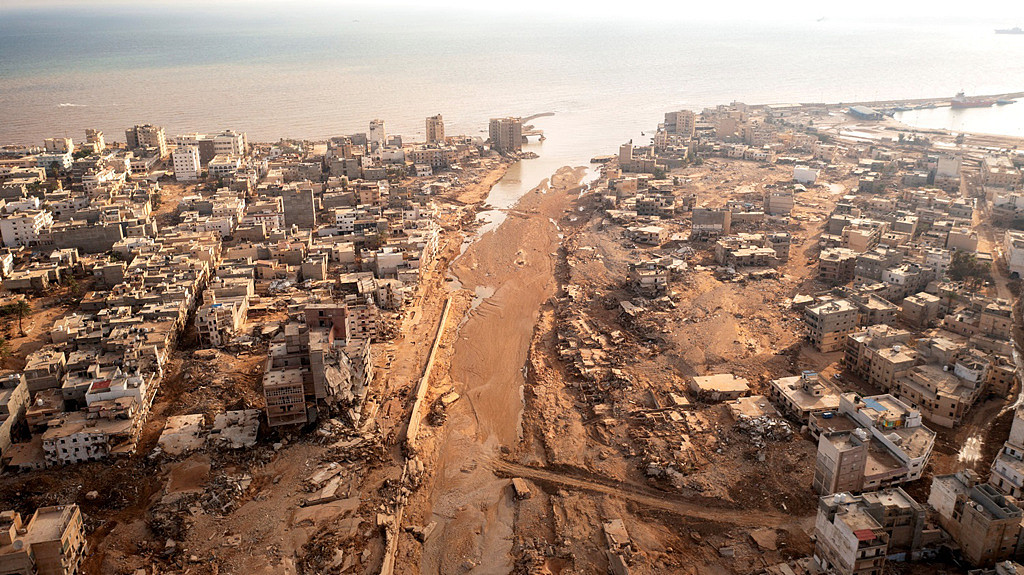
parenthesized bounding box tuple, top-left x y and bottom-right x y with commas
(397, 166, 588, 574)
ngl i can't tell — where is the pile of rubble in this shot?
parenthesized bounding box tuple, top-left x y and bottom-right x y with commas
(735, 415, 793, 448)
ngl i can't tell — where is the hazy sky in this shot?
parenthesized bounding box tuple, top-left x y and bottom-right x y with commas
(4, 0, 1024, 23)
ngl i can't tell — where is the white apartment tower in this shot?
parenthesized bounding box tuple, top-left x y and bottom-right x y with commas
(0, 211, 54, 248)
(213, 130, 246, 156)
(85, 129, 105, 151)
(369, 119, 386, 148)
(426, 114, 445, 144)
(125, 124, 168, 157)
(172, 146, 201, 182)
(43, 137, 73, 154)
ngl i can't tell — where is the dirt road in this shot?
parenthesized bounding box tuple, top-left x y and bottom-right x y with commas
(489, 459, 795, 529)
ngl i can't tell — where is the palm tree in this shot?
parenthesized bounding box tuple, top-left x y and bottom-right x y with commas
(6, 301, 31, 337)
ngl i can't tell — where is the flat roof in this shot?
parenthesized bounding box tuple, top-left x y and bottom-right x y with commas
(25, 506, 75, 543)
(692, 373, 750, 393)
(773, 376, 840, 412)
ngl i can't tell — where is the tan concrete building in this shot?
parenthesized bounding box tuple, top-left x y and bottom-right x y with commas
(813, 494, 889, 575)
(768, 372, 841, 423)
(849, 293, 899, 327)
(764, 189, 794, 216)
(488, 117, 522, 154)
(425, 114, 445, 144)
(0, 505, 87, 575)
(0, 378, 29, 458)
(805, 299, 859, 352)
(262, 367, 307, 427)
(664, 110, 696, 138)
(845, 325, 916, 392)
(901, 292, 941, 328)
(125, 124, 167, 157)
(929, 470, 1024, 566)
(813, 394, 934, 495)
(813, 488, 927, 575)
(841, 220, 887, 253)
(982, 156, 1021, 190)
(991, 407, 1024, 499)
(688, 373, 749, 402)
(894, 363, 985, 429)
(819, 248, 859, 284)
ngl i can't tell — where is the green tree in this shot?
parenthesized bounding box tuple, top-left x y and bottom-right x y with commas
(948, 250, 991, 289)
(0, 300, 31, 335)
(6, 300, 31, 335)
(62, 276, 82, 298)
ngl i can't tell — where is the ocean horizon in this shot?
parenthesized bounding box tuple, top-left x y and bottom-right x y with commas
(3, 2, 1024, 166)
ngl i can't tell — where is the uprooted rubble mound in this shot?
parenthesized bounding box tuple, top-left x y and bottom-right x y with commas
(735, 415, 793, 447)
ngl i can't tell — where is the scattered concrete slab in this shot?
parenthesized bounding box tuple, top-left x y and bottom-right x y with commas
(210, 409, 261, 449)
(291, 497, 360, 528)
(158, 414, 206, 456)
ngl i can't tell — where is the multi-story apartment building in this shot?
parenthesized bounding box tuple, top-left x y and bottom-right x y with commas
(768, 371, 841, 423)
(208, 154, 241, 178)
(819, 248, 859, 284)
(894, 362, 986, 429)
(125, 124, 167, 157)
(172, 145, 200, 182)
(196, 284, 250, 348)
(84, 129, 105, 152)
(1005, 230, 1024, 278)
(212, 130, 246, 157)
(664, 109, 696, 138)
(805, 299, 859, 352)
(0, 378, 29, 458)
(0, 210, 54, 248)
(845, 325, 917, 392)
(991, 407, 1024, 499)
(425, 114, 445, 144)
(814, 488, 927, 575)
(0, 505, 87, 575)
(43, 137, 73, 154)
(367, 119, 386, 150)
(929, 470, 1024, 566)
(982, 156, 1021, 190)
(488, 117, 523, 153)
(813, 393, 935, 495)
(262, 367, 307, 427)
(901, 292, 942, 328)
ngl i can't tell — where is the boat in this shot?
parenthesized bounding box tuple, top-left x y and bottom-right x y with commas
(950, 91, 996, 108)
(997, 98, 1016, 105)
(995, 27, 1024, 34)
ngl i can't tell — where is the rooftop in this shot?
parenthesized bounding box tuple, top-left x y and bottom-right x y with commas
(691, 373, 750, 393)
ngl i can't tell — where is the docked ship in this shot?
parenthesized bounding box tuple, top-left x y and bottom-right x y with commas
(995, 27, 1024, 34)
(950, 91, 996, 108)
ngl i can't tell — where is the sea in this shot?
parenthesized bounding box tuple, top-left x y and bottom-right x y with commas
(4, 3, 1024, 194)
